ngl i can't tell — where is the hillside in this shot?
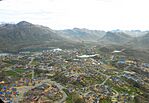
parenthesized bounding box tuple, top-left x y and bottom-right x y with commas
(127, 33, 149, 49)
(99, 31, 132, 45)
(0, 21, 66, 51)
(0, 21, 149, 52)
(56, 28, 106, 42)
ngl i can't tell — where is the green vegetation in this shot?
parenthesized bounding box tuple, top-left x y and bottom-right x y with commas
(3, 60, 19, 65)
(3, 70, 21, 78)
(63, 89, 85, 103)
(13, 68, 26, 73)
(100, 98, 112, 103)
(52, 72, 69, 85)
(30, 60, 39, 66)
(2, 68, 31, 79)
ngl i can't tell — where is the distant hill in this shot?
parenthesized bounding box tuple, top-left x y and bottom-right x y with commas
(123, 30, 148, 37)
(128, 33, 149, 49)
(56, 28, 106, 42)
(99, 31, 133, 45)
(0, 21, 68, 51)
(0, 21, 149, 51)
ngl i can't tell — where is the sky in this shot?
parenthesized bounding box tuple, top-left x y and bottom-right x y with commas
(0, 0, 149, 30)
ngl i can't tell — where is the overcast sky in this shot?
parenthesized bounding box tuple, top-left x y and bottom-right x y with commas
(0, 0, 149, 30)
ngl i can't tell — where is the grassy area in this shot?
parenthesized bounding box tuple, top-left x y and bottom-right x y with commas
(25, 73, 32, 79)
(4, 70, 21, 78)
(84, 76, 105, 85)
(30, 60, 39, 66)
(3, 68, 28, 78)
(63, 89, 73, 103)
(3, 60, 19, 65)
(100, 99, 112, 103)
(13, 68, 26, 73)
(102, 64, 117, 70)
(63, 89, 84, 103)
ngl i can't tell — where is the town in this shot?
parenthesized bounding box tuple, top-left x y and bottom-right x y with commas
(0, 46, 149, 103)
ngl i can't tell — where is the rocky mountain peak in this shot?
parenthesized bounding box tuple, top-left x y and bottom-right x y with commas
(17, 21, 33, 26)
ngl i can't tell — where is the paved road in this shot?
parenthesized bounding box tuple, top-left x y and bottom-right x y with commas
(16, 79, 67, 103)
(112, 89, 119, 97)
(50, 80, 67, 103)
(28, 57, 34, 65)
(89, 66, 111, 86)
(100, 76, 111, 86)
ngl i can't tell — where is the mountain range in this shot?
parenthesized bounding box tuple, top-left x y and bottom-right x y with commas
(99, 31, 133, 45)
(0, 21, 149, 51)
(55, 28, 106, 42)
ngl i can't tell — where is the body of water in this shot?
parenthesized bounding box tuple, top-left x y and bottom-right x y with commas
(0, 53, 10, 56)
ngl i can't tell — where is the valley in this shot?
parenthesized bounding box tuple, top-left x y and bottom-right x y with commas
(0, 46, 149, 103)
(0, 22, 149, 103)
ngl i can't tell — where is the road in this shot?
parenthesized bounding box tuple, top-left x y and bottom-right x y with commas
(88, 66, 111, 86)
(50, 80, 67, 103)
(100, 75, 111, 86)
(28, 57, 35, 65)
(16, 79, 67, 103)
(112, 89, 119, 97)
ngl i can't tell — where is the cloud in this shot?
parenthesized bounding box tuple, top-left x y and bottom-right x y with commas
(0, 0, 149, 30)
